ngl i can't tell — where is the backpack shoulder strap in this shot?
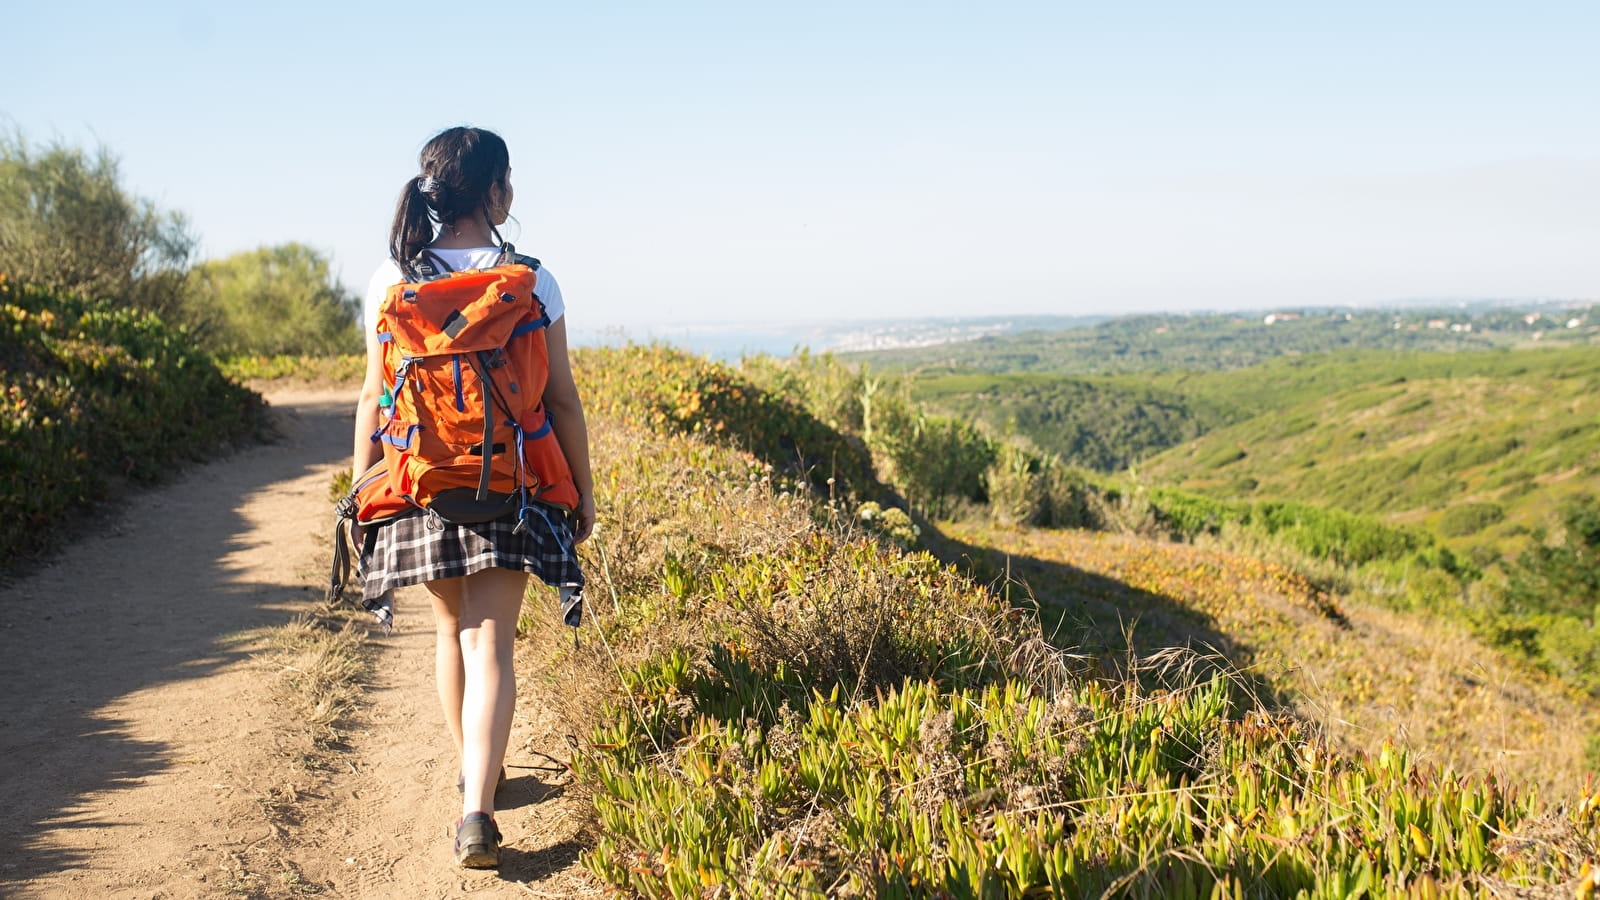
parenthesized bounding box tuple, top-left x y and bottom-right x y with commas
(490, 241, 540, 272)
(414, 250, 454, 281)
(394, 249, 455, 283)
(503, 248, 546, 321)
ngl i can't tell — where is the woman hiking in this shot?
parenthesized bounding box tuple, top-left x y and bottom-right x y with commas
(349, 125, 596, 868)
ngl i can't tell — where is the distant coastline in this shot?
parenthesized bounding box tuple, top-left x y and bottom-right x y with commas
(571, 298, 1594, 364)
(569, 314, 1108, 363)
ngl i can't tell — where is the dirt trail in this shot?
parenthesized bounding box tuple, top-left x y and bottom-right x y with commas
(0, 388, 597, 899)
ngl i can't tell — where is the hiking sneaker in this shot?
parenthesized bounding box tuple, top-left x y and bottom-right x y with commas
(453, 812, 502, 869)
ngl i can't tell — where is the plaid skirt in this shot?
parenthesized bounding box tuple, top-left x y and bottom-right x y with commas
(357, 505, 584, 631)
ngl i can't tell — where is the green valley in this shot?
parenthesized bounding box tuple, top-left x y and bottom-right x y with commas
(1140, 347, 1600, 560)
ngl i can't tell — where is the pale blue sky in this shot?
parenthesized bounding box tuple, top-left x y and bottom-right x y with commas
(5, 1, 1597, 335)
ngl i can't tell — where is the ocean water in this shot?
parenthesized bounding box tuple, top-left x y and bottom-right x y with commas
(570, 314, 1105, 364)
(569, 323, 834, 362)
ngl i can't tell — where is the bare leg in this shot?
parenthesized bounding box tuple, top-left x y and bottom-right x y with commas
(449, 567, 528, 816)
(426, 578, 466, 758)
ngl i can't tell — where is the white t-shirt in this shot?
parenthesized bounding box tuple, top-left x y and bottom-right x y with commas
(363, 247, 566, 334)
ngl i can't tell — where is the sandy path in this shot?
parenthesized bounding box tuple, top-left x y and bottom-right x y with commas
(0, 388, 597, 899)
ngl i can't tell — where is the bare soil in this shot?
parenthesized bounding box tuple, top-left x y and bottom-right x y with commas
(0, 387, 599, 899)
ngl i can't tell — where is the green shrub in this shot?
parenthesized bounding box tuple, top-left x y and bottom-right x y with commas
(1532, 614, 1600, 695)
(1438, 502, 1506, 538)
(1227, 474, 1260, 493)
(1035, 462, 1104, 530)
(1248, 501, 1426, 566)
(1149, 487, 1246, 539)
(1420, 436, 1520, 472)
(740, 349, 868, 435)
(1505, 494, 1600, 619)
(217, 353, 365, 383)
(577, 344, 878, 500)
(0, 277, 268, 569)
(984, 445, 1105, 530)
(1335, 386, 1406, 413)
(0, 132, 194, 322)
(984, 440, 1042, 526)
(855, 501, 920, 550)
(1395, 394, 1433, 415)
(1201, 443, 1247, 469)
(1397, 567, 1467, 613)
(183, 244, 361, 355)
(873, 407, 996, 518)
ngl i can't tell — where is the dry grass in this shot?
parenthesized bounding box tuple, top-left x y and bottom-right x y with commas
(726, 544, 1015, 700)
(258, 608, 373, 763)
(532, 414, 822, 732)
(1300, 601, 1600, 795)
(939, 518, 1600, 797)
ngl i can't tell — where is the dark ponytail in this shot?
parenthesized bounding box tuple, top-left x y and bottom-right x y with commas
(389, 178, 435, 274)
(388, 126, 512, 273)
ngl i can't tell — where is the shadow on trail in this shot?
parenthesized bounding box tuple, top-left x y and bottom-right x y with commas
(0, 396, 351, 890)
(498, 838, 587, 887)
(919, 524, 1294, 712)
(488, 758, 588, 885)
(499, 771, 566, 810)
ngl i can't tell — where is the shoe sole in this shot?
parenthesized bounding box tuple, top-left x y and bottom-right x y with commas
(456, 845, 500, 869)
(453, 817, 502, 869)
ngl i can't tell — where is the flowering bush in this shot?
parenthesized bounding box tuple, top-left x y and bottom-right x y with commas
(0, 275, 267, 569)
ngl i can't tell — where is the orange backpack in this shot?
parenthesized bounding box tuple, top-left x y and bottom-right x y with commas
(352, 244, 578, 529)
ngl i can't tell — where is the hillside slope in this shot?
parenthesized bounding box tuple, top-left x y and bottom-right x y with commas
(862, 346, 1600, 487)
(1139, 352, 1600, 557)
(1135, 344, 1600, 421)
(911, 372, 1224, 471)
(932, 519, 1598, 796)
(543, 345, 1600, 896)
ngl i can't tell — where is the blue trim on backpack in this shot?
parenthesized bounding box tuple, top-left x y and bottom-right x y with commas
(377, 331, 393, 343)
(452, 355, 465, 412)
(369, 362, 413, 444)
(527, 410, 552, 440)
(510, 316, 550, 337)
(381, 424, 421, 449)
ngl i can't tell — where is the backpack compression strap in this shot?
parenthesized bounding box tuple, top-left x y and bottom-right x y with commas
(465, 351, 496, 501)
(328, 493, 359, 606)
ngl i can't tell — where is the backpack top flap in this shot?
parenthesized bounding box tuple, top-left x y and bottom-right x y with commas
(379, 265, 537, 356)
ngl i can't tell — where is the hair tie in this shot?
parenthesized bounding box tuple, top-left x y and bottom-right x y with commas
(416, 175, 438, 193)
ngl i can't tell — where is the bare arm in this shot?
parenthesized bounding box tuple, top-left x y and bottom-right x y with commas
(541, 316, 596, 543)
(352, 326, 386, 481)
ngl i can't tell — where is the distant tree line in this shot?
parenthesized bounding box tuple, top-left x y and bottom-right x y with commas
(848, 304, 1599, 377)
